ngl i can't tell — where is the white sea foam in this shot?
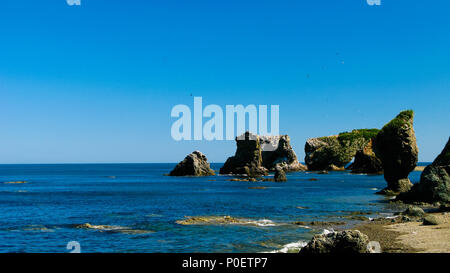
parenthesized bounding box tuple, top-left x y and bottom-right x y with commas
(245, 219, 278, 227)
(267, 240, 308, 253)
(321, 228, 335, 235)
(266, 228, 333, 253)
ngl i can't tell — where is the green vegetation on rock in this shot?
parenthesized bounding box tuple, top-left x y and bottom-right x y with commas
(382, 110, 414, 131)
(337, 129, 380, 143)
(305, 129, 379, 171)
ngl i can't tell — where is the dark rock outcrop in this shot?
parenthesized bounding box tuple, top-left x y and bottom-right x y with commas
(299, 230, 370, 254)
(305, 129, 379, 171)
(348, 139, 383, 174)
(219, 132, 268, 177)
(274, 168, 287, 182)
(397, 137, 450, 204)
(169, 151, 215, 176)
(373, 110, 418, 194)
(220, 132, 306, 177)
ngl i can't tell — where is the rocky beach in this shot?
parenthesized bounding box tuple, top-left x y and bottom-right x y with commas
(356, 210, 450, 253)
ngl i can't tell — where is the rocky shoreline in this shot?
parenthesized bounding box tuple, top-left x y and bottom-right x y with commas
(296, 204, 449, 253)
(355, 209, 450, 253)
(167, 110, 449, 253)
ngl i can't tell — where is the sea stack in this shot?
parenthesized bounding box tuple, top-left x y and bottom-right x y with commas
(219, 132, 268, 177)
(304, 129, 379, 171)
(260, 135, 307, 172)
(169, 151, 215, 176)
(219, 132, 306, 177)
(397, 137, 450, 204)
(373, 110, 418, 194)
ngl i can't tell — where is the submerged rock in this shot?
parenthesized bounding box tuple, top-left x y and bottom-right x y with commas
(274, 168, 287, 182)
(169, 151, 215, 176)
(176, 216, 242, 225)
(305, 129, 379, 171)
(348, 139, 383, 174)
(73, 223, 153, 234)
(3, 181, 27, 184)
(299, 230, 370, 254)
(292, 221, 346, 227)
(176, 216, 277, 227)
(373, 110, 418, 194)
(397, 137, 450, 204)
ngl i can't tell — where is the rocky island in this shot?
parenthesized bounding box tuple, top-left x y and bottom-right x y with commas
(220, 132, 306, 177)
(304, 129, 379, 171)
(169, 151, 215, 176)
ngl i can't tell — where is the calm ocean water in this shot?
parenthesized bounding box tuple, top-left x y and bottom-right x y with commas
(0, 163, 427, 253)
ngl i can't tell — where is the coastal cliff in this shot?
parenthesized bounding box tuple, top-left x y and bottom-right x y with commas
(304, 129, 379, 171)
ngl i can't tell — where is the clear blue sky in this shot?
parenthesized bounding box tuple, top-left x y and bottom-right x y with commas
(0, 0, 449, 163)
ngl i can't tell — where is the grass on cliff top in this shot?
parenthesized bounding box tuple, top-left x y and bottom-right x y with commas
(383, 110, 414, 130)
(337, 129, 380, 143)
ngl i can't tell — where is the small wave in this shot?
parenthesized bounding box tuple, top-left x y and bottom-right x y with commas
(321, 228, 335, 235)
(146, 213, 163, 218)
(267, 240, 308, 253)
(244, 219, 278, 227)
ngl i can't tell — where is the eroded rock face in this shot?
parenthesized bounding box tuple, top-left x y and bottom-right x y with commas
(299, 230, 370, 254)
(373, 110, 418, 194)
(348, 139, 383, 174)
(397, 137, 450, 204)
(220, 132, 305, 176)
(305, 129, 379, 171)
(219, 132, 268, 176)
(260, 135, 307, 172)
(169, 151, 215, 176)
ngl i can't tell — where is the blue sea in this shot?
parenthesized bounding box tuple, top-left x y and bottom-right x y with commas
(0, 163, 427, 253)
